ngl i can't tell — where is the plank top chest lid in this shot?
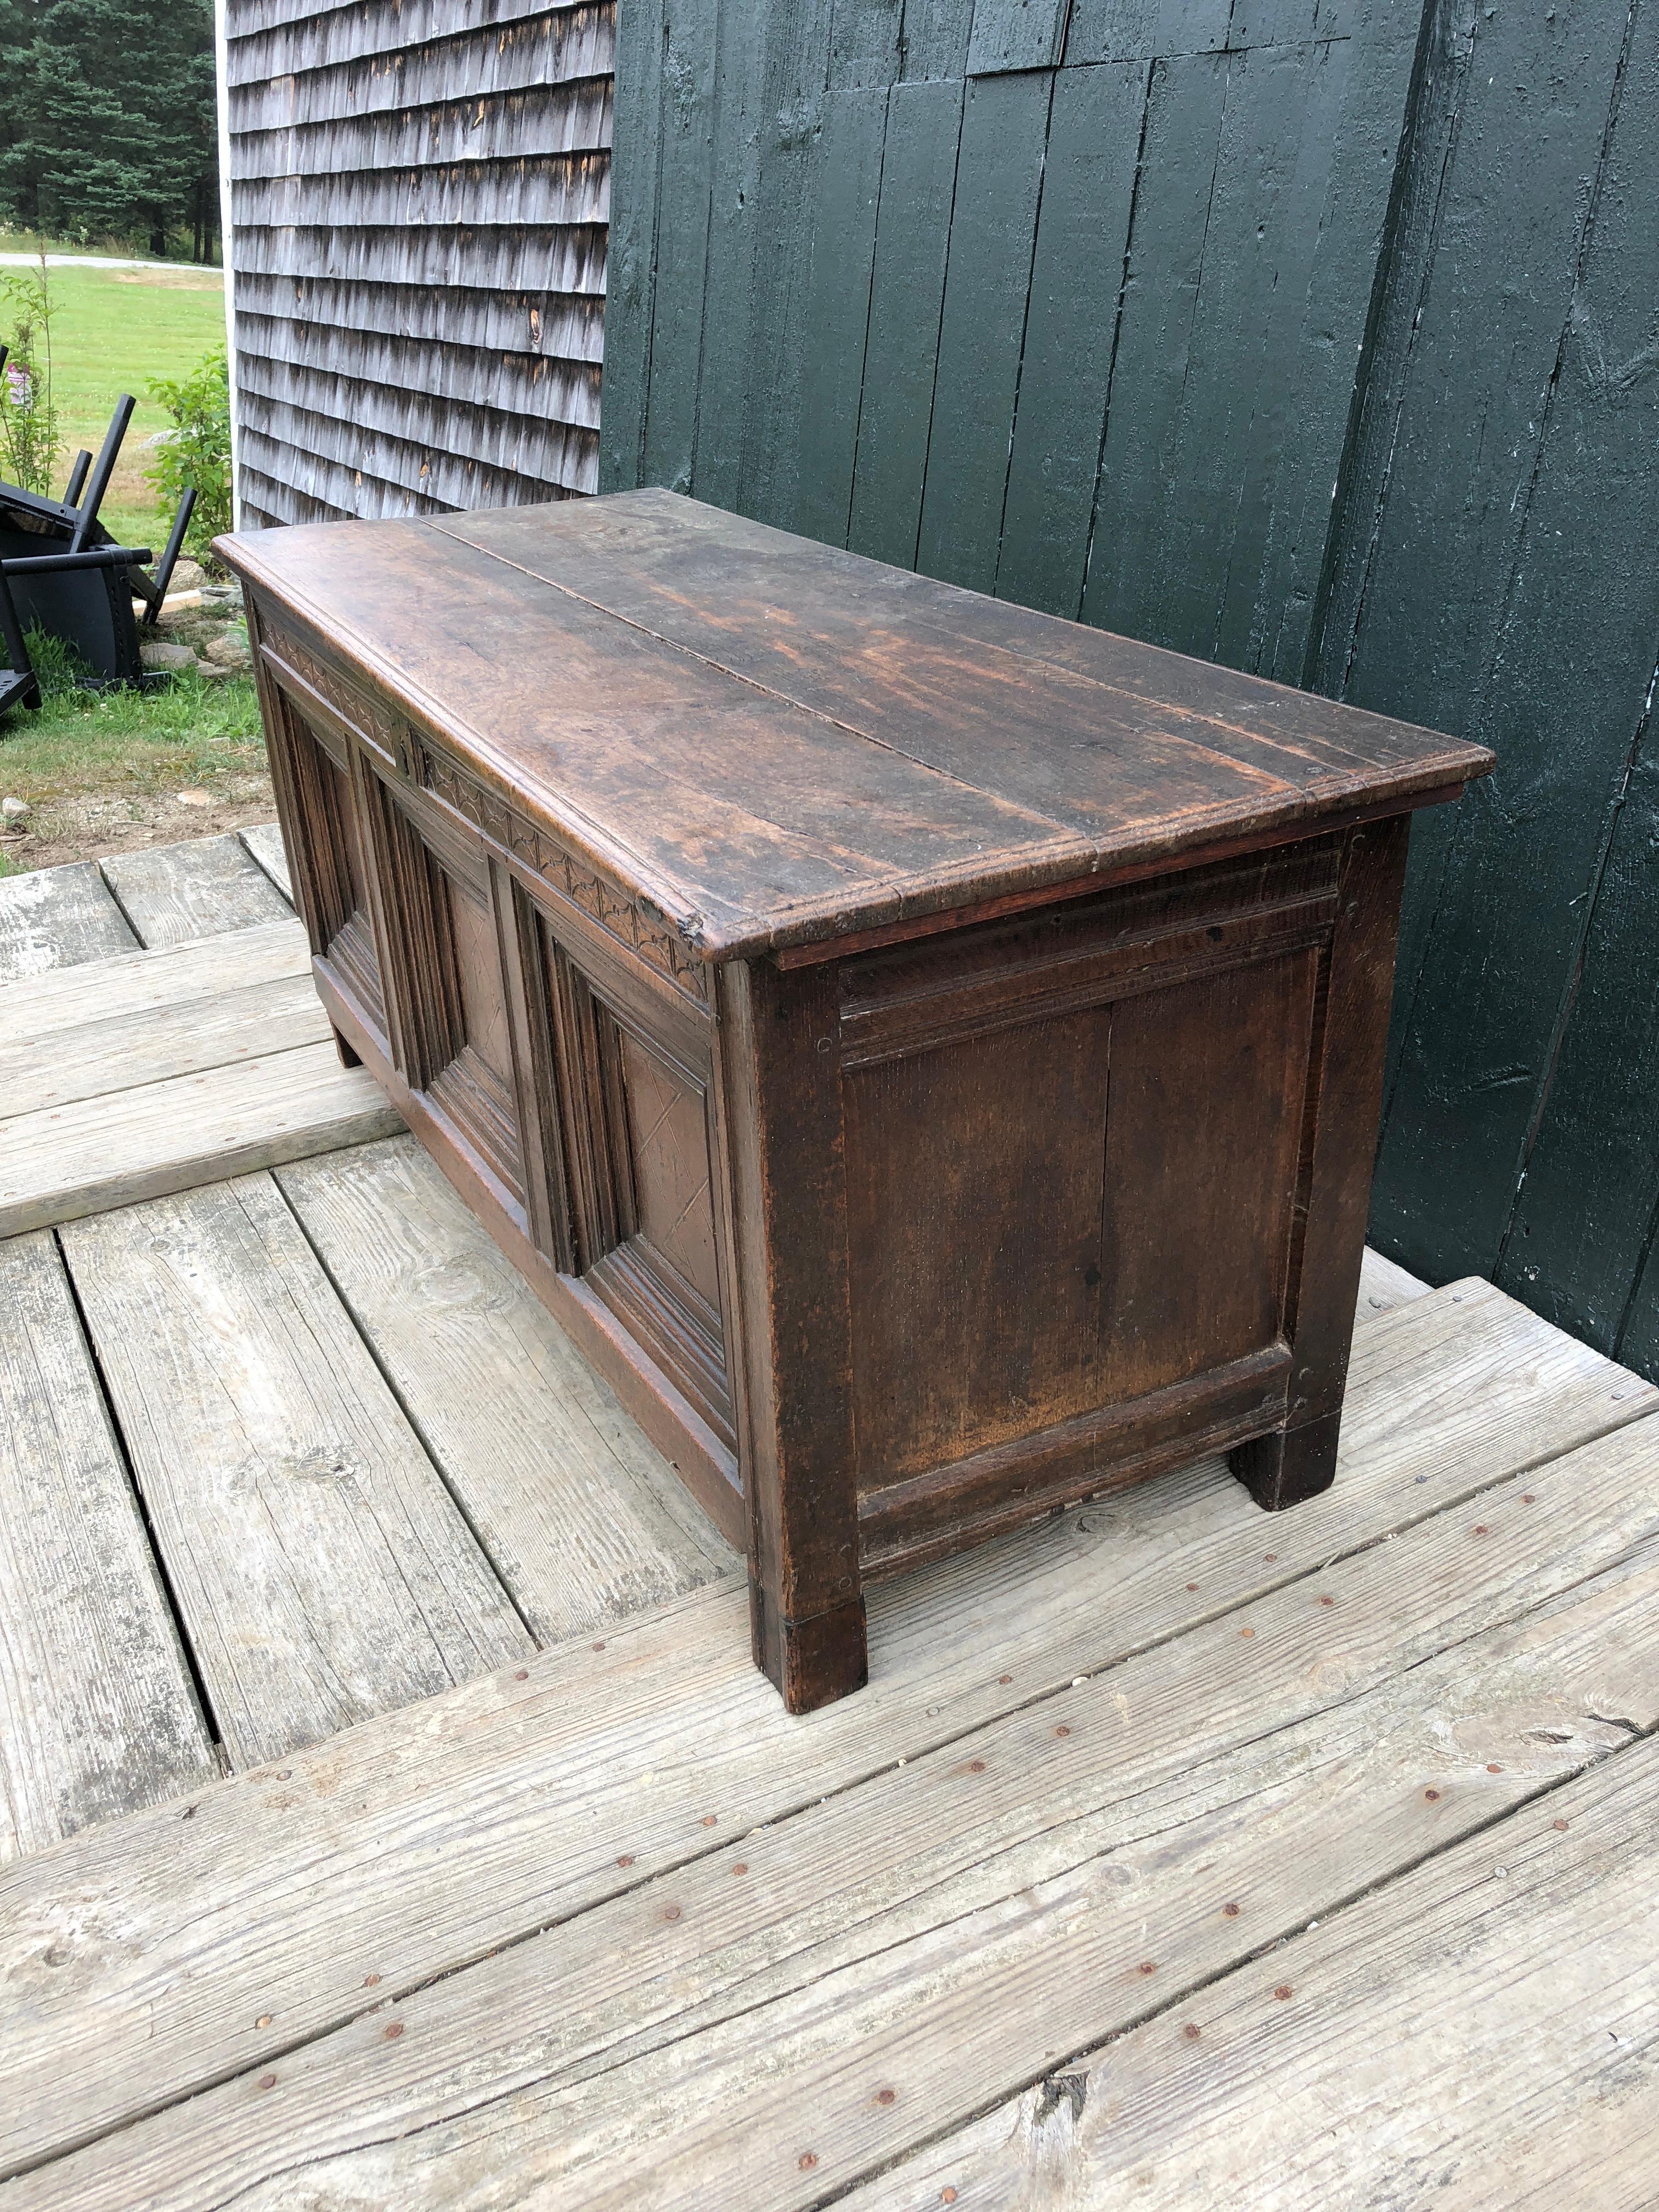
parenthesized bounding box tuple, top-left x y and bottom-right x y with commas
(220, 490, 1494, 1711)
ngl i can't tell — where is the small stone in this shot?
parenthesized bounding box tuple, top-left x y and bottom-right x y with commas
(2, 796, 26, 820)
(196, 658, 238, 680)
(139, 639, 195, 673)
(171, 557, 207, 592)
(175, 788, 212, 808)
(203, 631, 251, 669)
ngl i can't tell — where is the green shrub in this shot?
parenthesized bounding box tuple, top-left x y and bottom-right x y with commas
(0, 262, 63, 495)
(144, 341, 230, 550)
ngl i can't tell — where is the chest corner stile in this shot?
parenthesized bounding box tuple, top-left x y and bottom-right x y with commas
(222, 496, 1492, 1713)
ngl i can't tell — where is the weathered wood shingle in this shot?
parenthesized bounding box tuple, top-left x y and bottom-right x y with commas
(225, 0, 612, 527)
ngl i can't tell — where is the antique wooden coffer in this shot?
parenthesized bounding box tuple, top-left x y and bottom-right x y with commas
(221, 493, 1492, 1712)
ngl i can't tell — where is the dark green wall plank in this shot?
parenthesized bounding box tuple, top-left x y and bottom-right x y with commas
(914, 68, 1054, 591)
(967, 0, 1069, 75)
(1080, 48, 1230, 641)
(995, 59, 1148, 618)
(1485, 5, 1659, 1349)
(1150, 38, 1351, 663)
(1499, 674, 1659, 1354)
(597, 0, 667, 494)
(901, 0, 978, 80)
(830, 0, 904, 85)
(683, 0, 772, 510)
(1065, 0, 1235, 65)
(787, 87, 891, 543)
(847, 76, 966, 566)
(640, 0, 723, 490)
(1356, 2, 1639, 1280)
(725, 0, 842, 524)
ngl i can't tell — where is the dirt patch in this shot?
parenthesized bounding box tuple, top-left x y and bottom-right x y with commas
(2, 775, 275, 872)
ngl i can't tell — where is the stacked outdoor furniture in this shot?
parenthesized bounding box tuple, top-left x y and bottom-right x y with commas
(0, 365, 193, 712)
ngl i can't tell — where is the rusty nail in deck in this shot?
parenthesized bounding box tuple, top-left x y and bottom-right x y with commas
(1182, 2023, 1200, 2040)
(1472, 1525, 1489, 1536)
(1185, 1582, 1199, 1592)
(663, 1905, 681, 1922)
(1263, 1552, 1278, 1561)
(1520, 1493, 1536, 1503)
(257, 2072, 276, 2090)
(514, 1669, 528, 1681)
(363, 1973, 381, 1987)
(1424, 1788, 1441, 1801)
(1054, 1725, 1071, 1737)
(1318, 1595, 1335, 1607)
(1554, 1819, 1569, 1831)
(255, 2013, 273, 2028)
(701, 1814, 718, 1826)
(1239, 1627, 1255, 1639)
(941, 2192, 958, 2205)
(998, 1673, 1013, 1684)
(592, 1640, 606, 1652)
(798, 2152, 818, 2171)
(384, 2022, 403, 2040)
(876, 2087, 896, 2106)
(1137, 1961, 1157, 1976)
(1223, 1903, 1240, 1917)
(1487, 1763, 1503, 1773)
(732, 1861, 748, 1875)
(1274, 1985, 1293, 2001)
(617, 1854, 635, 1867)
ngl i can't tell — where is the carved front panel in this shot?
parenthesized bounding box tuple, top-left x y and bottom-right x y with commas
(276, 699, 386, 1040)
(534, 917, 733, 1450)
(369, 782, 527, 1207)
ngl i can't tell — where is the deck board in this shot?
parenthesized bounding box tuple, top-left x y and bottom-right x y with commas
(0, 1233, 218, 1865)
(0, 1041, 405, 1237)
(847, 1736, 1659, 2211)
(238, 820, 294, 902)
(277, 1139, 735, 1639)
(0, 973, 331, 1120)
(57, 1175, 534, 1771)
(2, 1278, 1650, 2183)
(0, 860, 137, 981)
(0, 917, 309, 1047)
(100, 834, 292, 947)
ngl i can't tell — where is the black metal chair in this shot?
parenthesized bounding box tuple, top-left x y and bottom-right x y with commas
(0, 390, 194, 687)
(0, 561, 41, 717)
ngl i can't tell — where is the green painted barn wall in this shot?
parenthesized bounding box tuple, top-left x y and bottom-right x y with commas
(601, 0, 1659, 1380)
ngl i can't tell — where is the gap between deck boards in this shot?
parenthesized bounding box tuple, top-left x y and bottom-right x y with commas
(2, 1271, 1654, 2204)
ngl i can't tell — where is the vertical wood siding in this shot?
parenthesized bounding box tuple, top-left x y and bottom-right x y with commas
(602, 0, 1659, 1384)
(224, 0, 612, 526)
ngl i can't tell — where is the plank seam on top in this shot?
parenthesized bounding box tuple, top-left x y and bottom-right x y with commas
(424, 523, 1082, 834)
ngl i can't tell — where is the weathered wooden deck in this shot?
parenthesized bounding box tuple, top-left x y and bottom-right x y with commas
(2, 833, 1656, 2207)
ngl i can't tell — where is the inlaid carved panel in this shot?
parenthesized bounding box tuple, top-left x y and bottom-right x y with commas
(369, 783, 526, 1205)
(277, 701, 386, 1037)
(534, 917, 732, 1448)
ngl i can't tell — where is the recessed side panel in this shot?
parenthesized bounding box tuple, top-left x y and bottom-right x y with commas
(1097, 947, 1319, 1400)
(844, 1008, 1112, 1483)
(841, 847, 1335, 1507)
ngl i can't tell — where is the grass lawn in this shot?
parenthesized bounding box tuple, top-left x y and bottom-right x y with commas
(1, 242, 225, 548)
(0, 635, 268, 877)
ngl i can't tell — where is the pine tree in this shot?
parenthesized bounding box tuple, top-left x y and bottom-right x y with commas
(0, 0, 218, 260)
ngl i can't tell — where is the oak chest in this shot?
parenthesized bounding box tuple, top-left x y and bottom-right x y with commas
(221, 493, 1493, 1711)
